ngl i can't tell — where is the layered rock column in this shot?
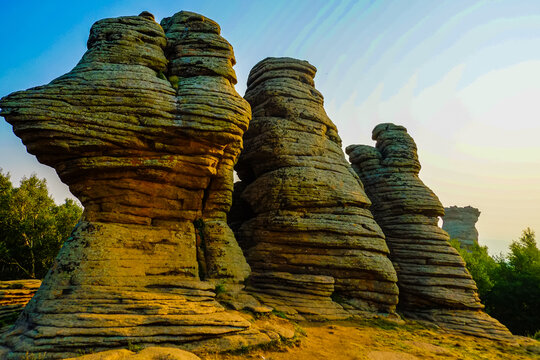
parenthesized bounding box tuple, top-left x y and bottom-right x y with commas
(0, 11, 268, 358)
(442, 206, 481, 248)
(346, 123, 513, 341)
(232, 58, 399, 320)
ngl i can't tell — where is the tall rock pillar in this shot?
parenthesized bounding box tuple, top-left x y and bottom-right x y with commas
(346, 123, 513, 341)
(0, 11, 267, 358)
(232, 58, 399, 320)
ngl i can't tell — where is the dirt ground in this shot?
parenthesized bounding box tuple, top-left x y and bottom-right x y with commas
(202, 318, 540, 360)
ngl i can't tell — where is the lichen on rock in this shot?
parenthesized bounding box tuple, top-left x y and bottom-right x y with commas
(231, 57, 399, 320)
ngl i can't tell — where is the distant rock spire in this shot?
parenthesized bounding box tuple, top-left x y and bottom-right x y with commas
(442, 206, 481, 248)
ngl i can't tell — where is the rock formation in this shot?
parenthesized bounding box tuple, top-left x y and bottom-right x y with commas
(442, 206, 481, 248)
(0, 280, 41, 332)
(0, 11, 273, 358)
(231, 58, 399, 320)
(346, 123, 513, 341)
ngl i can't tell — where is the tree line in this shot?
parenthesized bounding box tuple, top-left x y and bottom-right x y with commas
(0, 170, 81, 280)
(451, 228, 540, 337)
(0, 170, 538, 337)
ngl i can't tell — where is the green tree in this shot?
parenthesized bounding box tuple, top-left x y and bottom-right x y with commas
(485, 228, 540, 336)
(451, 229, 540, 336)
(0, 170, 82, 280)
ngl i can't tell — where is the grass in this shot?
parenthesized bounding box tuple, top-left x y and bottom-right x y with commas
(127, 341, 144, 353)
(271, 310, 288, 319)
(168, 75, 179, 90)
(214, 283, 226, 295)
(22, 353, 47, 360)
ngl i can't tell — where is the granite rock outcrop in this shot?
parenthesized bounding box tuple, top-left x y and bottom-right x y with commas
(442, 206, 481, 248)
(0, 11, 268, 358)
(346, 123, 513, 341)
(231, 58, 399, 320)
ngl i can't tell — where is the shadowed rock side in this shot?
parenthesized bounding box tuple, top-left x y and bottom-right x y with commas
(346, 123, 513, 341)
(0, 11, 270, 358)
(231, 58, 399, 320)
(442, 206, 481, 248)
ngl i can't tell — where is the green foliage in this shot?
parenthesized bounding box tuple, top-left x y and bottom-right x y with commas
(214, 282, 226, 295)
(451, 228, 540, 336)
(156, 70, 167, 80)
(127, 340, 144, 352)
(271, 309, 288, 319)
(0, 170, 82, 280)
(22, 352, 47, 360)
(168, 75, 179, 90)
(484, 228, 540, 336)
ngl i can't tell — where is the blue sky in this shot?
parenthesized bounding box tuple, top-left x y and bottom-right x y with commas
(1, 0, 540, 254)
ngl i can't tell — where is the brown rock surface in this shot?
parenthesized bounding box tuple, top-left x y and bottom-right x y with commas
(0, 11, 267, 358)
(232, 57, 399, 320)
(0, 280, 40, 332)
(346, 123, 513, 341)
(442, 206, 481, 248)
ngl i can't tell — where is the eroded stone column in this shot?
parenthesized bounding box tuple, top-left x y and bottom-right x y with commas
(0, 11, 267, 358)
(347, 123, 513, 341)
(232, 58, 399, 320)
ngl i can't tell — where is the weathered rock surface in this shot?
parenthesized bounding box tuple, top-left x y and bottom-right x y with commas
(0, 11, 267, 358)
(442, 206, 481, 248)
(231, 57, 399, 320)
(0, 280, 41, 332)
(346, 123, 513, 341)
(68, 347, 201, 360)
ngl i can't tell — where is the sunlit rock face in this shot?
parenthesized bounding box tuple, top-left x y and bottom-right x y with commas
(442, 206, 481, 248)
(0, 11, 268, 358)
(231, 57, 399, 320)
(346, 123, 513, 341)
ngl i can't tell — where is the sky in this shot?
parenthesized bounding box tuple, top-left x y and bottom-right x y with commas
(1, 0, 539, 255)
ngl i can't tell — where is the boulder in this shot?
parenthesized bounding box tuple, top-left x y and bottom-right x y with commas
(346, 123, 513, 341)
(0, 11, 268, 358)
(442, 206, 481, 248)
(231, 57, 399, 320)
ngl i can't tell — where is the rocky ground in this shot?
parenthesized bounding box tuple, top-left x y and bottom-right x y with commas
(203, 316, 539, 360)
(60, 315, 539, 360)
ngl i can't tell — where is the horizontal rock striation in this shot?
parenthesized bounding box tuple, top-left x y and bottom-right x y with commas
(0, 11, 265, 357)
(0, 280, 41, 333)
(346, 123, 513, 341)
(232, 57, 399, 320)
(442, 206, 481, 248)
